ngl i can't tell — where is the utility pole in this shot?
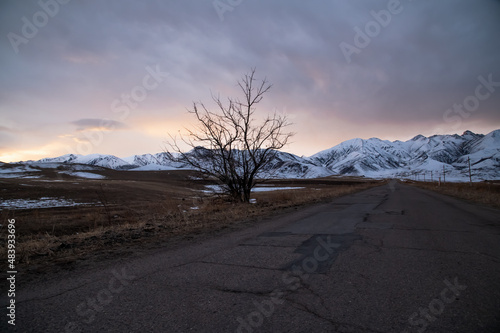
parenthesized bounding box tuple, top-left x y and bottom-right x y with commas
(431, 170, 433, 182)
(443, 165, 446, 183)
(468, 156, 472, 185)
(423, 172, 426, 182)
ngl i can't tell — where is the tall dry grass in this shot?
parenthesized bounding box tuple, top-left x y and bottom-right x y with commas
(411, 181, 500, 209)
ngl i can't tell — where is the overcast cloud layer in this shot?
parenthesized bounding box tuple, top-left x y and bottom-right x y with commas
(1, 0, 499, 162)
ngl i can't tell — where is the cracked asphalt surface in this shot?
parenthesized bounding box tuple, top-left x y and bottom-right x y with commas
(3, 182, 500, 332)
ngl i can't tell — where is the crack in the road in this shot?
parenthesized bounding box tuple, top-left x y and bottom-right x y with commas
(388, 227, 491, 233)
(132, 246, 253, 282)
(285, 297, 335, 327)
(357, 235, 500, 263)
(11, 279, 100, 305)
(211, 286, 277, 296)
(237, 243, 297, 249)
(355, 237, 383, 257)
(285, 296, 385, 333)
(301, 282, 331, 313)
(197, 260, 283, 271)
(372, 193, 389, 211)
(380, 246, 500, 262)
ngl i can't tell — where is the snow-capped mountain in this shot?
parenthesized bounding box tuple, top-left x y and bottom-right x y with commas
(121, 152, 186, 170)
(18, 129, 500, 181)
(310, 130, 499, 180)
(260, 151, 332, 179)
(37, 153, 130, 169)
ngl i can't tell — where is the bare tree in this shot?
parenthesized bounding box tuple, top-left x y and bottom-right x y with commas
(166, 69, 293, 203)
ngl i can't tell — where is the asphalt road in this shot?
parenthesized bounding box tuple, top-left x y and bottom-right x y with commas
(3, 182, 500, 332)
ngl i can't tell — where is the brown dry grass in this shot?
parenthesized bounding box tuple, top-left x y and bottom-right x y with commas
(410, 180, 500, 209)
(0, 180, 381, 272)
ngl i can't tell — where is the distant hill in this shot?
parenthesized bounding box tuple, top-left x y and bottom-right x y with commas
(16, 129, 500, 181)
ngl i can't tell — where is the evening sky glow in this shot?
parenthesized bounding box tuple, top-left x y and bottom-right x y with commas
(1, 0, 500, 162)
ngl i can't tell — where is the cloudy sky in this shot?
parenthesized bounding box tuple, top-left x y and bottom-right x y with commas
(1, 0, 500, 162)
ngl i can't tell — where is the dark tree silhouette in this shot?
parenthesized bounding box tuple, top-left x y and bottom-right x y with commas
(166, 69, 293, 203)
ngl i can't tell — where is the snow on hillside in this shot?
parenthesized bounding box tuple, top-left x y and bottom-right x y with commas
(14, 129, 500, 181)
(261, 151, 332, 179)
(73, 154, 129, 169)
(37, 154, 80, 163)
(33, 153, 129, 169)
(0, 165, 42, 178)
(124, 152, 187, 170)
(131, 164, 189, 171)
(309, 130, 498, 181)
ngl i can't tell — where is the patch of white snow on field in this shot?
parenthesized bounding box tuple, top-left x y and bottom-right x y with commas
(202, 185, 304, 193)
(252, 186, 305, 192)
(60, 171, 106, 179)
(0, 165, 42, 178)
(202, 185, 224, 193)
(0, 197, 95, 210)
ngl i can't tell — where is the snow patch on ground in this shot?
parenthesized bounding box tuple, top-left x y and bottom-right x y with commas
(0, 165, 42, 178)
(202, 185, 224, 193)
(60, 171, 106, 179)
(252, 186, 305, 192)
(0, 197, 95, 210)
(202, 185, 305, 193)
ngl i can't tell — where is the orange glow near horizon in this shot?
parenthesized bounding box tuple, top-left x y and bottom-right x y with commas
(0, 149, 54, 163)
(1, 118, 499, 163)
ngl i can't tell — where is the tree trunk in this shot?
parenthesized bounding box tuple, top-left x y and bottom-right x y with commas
(242, 188, 251, 203)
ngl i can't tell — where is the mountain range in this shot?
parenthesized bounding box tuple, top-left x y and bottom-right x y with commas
(17, 129, 500, 181)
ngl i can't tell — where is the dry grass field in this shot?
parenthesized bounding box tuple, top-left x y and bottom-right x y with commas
(409, 180, 500, 209)
(0, 168, 382, 276)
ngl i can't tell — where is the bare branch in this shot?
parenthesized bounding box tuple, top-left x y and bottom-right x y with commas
(165, 69, 294, 203)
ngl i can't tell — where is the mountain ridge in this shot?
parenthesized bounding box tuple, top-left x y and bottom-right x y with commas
(18, 129, 500, 181)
